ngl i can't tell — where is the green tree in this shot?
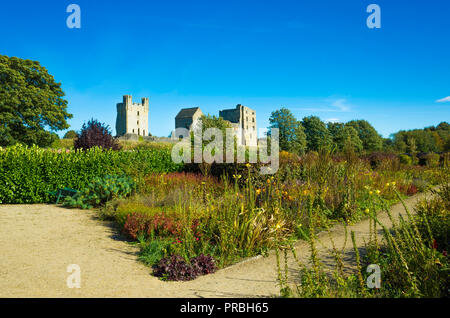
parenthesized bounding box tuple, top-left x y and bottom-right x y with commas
(192, 114, 233, 151)
(392, 127, 445, 153)
(302, 116, 333, 152)
(346, 120, 383, 152)
(328, 122, 363, 153)
(198, 114, 232, 136)
(382, 137, 395, 152)
(0, 55, 72, 147)
(268, 108, 306, 154)
(63, 130, 77, 139)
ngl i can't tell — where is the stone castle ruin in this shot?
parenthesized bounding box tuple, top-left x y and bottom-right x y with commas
(115, 95, 257, 146)
(116, 95, 149, 137)
(175, 107, 203, 132)
(220, 104, 257, 147)
(175, 104, 257, 147)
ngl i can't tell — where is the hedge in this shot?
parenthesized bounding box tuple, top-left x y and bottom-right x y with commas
(0, 144, 182, 204)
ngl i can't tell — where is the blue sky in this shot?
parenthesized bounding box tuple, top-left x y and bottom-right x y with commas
(0, 0, 449, 138)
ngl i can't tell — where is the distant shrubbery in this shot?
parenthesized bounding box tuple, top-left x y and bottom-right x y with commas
(0, 144, 182, 204)
(399, 154, 413, 165)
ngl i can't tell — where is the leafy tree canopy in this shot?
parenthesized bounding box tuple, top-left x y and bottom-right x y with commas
(301, 116, 333, 152)
(198, 114, 232, 136)
(328, 122, 363, 153)
(269, 108, 306, 154)
(0, 55, 72, 147)
(392, 121, 450, 153)
(63, 130, 77, 139)
(346, 120, 383, 152)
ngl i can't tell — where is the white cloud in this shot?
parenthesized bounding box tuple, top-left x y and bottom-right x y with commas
(295, 98, 352, 113)
(436, 96, 450, 103)
(330, 99, 351, 112)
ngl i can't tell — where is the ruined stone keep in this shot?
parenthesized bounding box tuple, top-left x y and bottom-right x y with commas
(116, 95, 149, 137)
(219, 104, 257, 147)
(173, 104, 257, 146)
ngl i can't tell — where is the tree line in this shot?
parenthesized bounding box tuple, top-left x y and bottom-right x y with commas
(268, 108, 450, 155)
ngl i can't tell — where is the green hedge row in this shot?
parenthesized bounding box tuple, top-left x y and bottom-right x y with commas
(0, 144, 182, 204)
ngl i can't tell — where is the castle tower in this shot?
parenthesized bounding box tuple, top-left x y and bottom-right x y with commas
(116, 95, 149, 137)
(219, 104, 257, 147)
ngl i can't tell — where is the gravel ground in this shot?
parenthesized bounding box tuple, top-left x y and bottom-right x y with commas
(0, 191, 432, 298)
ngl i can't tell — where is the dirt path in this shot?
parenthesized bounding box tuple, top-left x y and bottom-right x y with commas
(0, 191, 433, 298)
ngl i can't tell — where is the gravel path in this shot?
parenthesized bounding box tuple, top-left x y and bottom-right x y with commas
(0, 191, 432, 298)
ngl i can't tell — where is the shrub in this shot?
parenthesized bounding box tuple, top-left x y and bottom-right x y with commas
(425, 153, 441, 167)
(147, 213, 183, 237)
(190, 254, 217, 275)
(122, 211, 187, 240)
(152, 254, 217, 281)
(74, 119, 121, 151)
(64, 175, 135, 209)
(399, 154, 412, 165)
(153, 255, 198, 281)
(0, 144, 182, 204)
(123, 213, 152, 240)
(363, 152, 398, 169)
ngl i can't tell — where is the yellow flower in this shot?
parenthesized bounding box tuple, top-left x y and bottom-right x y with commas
(369, 191, 373, 195)
(364, 208, 370, 214)
(391, 181, 396, 186)
(303, 190, 309, 195)
(376, 190, 381, 195)
(267, 179, 271, 184)
(256, 189, 261, 195)
(386, 183, 390, 187)
(288, 195, 293, 201)
(246, 163, 251, 168)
